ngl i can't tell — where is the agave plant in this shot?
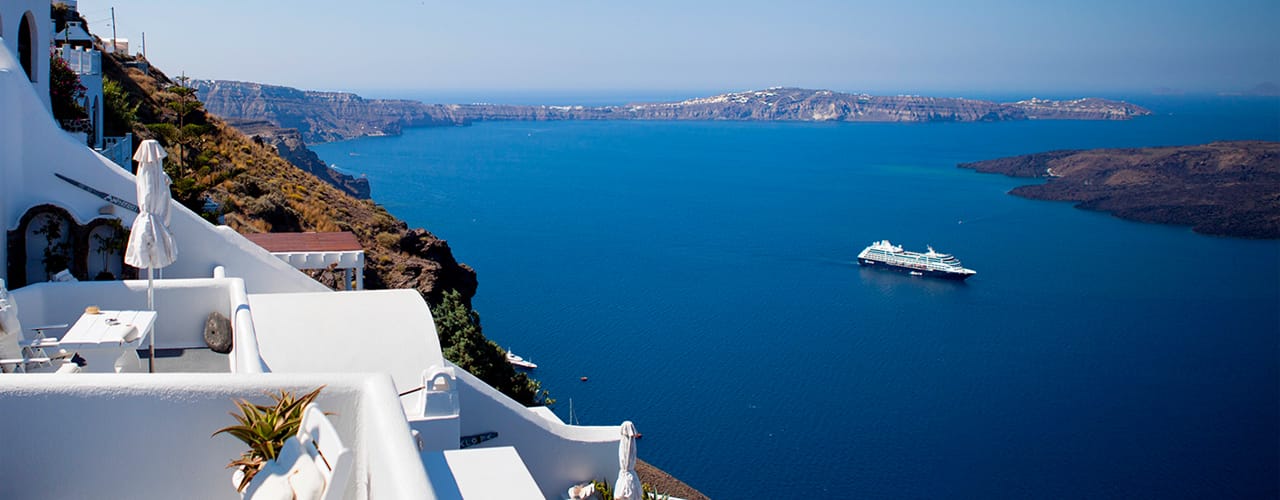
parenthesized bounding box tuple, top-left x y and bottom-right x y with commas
(592, 479, 613, 500)
(212, 386, 324, 492)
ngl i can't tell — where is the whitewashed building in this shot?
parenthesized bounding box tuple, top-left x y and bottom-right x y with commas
(0, 2, 635, 498)
(53, 13, 132, 169)
(0, 0, 51, 110)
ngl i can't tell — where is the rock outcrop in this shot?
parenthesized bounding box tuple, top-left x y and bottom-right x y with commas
(195, 82, 1153, 144)
(959, 141, 1280, 238)
(103, 54, 478, 307)
(230, 119, 372, 199)
(193, 80, 458, 143)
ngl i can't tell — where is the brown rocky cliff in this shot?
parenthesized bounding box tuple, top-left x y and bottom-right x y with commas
(194, 80, 461, 143)
(230, 119, 372, 199)
(103, 54, 477, 306)
(959, 141, 1280, 238)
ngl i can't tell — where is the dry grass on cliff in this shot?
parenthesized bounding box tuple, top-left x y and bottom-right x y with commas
(104, 51, 476, 303)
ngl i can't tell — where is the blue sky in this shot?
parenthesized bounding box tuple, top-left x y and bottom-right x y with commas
(76, 0, 1279, 97)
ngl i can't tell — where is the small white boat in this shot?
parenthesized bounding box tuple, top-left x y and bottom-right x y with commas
(506, 349, 538, 369)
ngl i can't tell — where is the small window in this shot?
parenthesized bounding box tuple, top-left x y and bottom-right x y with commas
(18, 11, 36, 82)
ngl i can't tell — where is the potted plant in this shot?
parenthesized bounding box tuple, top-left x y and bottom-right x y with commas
(212, 387, 323, 494)
(32, 215, 71, 280)
(91, 220, 126, 280)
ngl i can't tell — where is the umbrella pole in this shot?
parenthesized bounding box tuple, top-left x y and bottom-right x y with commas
(148, 267, 155, 373)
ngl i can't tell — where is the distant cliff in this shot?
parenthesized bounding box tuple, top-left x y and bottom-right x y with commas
(195, 81, 1152, 144)
(228, 119, 372, 199)
(192, 80, 457, 143)
(959, 141, 1280, 238)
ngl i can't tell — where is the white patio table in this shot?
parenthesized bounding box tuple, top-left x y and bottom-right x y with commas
(59, 310, 156, 373)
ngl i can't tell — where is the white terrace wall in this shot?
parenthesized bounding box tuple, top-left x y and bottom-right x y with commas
(12, 278, 239, 348)
(451, 362, 621, 498)
(0, 373, 434, 500)
(13, 277, 272, 372)
(246, 290, 444, 405)
(0, 40, 326, 294)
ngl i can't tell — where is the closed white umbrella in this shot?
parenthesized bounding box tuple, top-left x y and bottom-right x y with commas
(123, 139, 176, 372)
(614, 421, 641, 500)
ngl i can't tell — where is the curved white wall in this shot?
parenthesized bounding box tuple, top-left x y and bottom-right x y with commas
(0, 373, 434, 500)
(451, 363, 622, 498)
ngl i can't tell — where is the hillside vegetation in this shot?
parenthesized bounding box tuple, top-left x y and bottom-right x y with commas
(92, 32, 545, 404)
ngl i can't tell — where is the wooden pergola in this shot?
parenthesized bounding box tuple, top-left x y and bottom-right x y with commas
(243, 232, 366, 290)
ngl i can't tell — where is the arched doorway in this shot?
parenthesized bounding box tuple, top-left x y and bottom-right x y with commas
(18, 11, 36, 82)
(86, 222, 125, 280)
(24, 212, 73, 283)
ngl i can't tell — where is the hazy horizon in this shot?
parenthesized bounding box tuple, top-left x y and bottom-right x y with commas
(75, 0, 1279, 97)
(349, 86, 1277, 105)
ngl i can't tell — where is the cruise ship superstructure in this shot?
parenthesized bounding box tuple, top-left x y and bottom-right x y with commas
(0, 4, 634, 498)
(857, 240, 976, 280)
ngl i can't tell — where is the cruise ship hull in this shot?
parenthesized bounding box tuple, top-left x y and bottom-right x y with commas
(858, 258, 974, 280)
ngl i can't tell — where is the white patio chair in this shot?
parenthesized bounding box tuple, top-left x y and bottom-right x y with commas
(0, 281, 76, 373)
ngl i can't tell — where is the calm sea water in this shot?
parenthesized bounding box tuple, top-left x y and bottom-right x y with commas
(313, 96, 1280, 498)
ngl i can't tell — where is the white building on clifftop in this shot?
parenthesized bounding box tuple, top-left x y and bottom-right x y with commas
(0, 1, 633, 497)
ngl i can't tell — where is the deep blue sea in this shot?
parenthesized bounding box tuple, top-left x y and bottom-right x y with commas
(313, 96, 1280, 499)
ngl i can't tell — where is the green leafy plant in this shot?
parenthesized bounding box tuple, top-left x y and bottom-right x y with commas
(642, 483, 671, 500)
(49, 51, 86, 122)
(434, 289, 553, 406)
(212, 386, 324, 492)
(592, 479, 613, 500)
(103, 78, 139, 136)
(91, 219, 126, 280)
(32, 215, 71, 279)
(166, 76, 205, 174)
(588, 479, 670, 500)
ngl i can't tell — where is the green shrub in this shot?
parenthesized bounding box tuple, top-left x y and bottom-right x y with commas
(212, 387, 324, 492)
(375, 232, 400, 249)
(103, 78, 139, 136)
(434, 290, 552, 406)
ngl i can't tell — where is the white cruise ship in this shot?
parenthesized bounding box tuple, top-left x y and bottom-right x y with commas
(0, 3, 656, 498)
(857, 240, 976, 280)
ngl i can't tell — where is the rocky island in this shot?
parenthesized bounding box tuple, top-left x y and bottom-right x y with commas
(959, 141, 1280, 238)
(195, 81, 1151, 144)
